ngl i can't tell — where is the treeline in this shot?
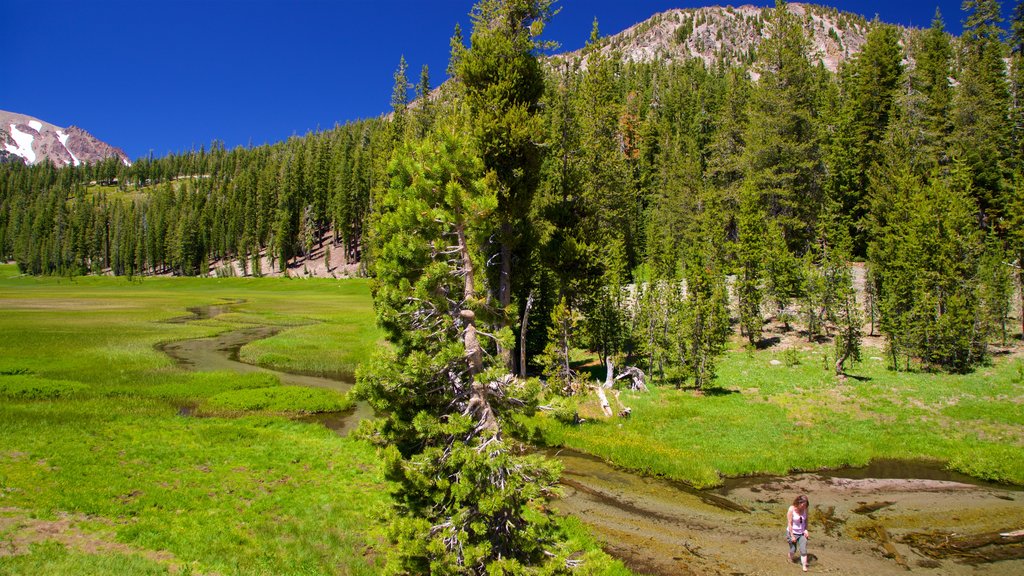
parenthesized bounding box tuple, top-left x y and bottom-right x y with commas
(0, 121, 385, 277)
(2, 0, 1023, 375)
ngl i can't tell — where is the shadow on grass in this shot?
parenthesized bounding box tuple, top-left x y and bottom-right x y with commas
(671, 385, 739, 397)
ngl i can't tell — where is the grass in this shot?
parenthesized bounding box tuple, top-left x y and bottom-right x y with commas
(0, 264, 629, 575)
(0, 264, 387, 575)
(6, 261, 1020, 571)
(524, 344, 1024, 489)
(202, 385, 353, 414)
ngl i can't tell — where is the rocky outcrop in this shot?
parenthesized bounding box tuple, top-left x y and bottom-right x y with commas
(0, 110, 130, 167)
(561, 3, 905, 73)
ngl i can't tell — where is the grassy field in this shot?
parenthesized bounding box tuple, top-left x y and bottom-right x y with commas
(525, 342, 1024, 489)
(0, 265, 628, 575)
(0, 265, 390, 575)
(3, 264, 1019, 572)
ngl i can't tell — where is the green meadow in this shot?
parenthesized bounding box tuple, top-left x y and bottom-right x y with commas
(0, 265, 389, 575)
(0, 265, 626, 575)
(525, 344, 1024, 489)
(1, 263, 1020, 572)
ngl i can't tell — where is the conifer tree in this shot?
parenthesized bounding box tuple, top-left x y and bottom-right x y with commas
(736, 181, 765, 346)
(763, 220, 803, 331)
(391, 55, 410, 140)
(955, 0, 1012, 225)
(355, 121, 571, 574)
(744, 0, 822, 249)
(916, 9, 955, 163)
(455, 0, 554, 370)
(684, 251, 730, 391)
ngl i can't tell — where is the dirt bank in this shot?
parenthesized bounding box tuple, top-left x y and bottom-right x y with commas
(552, 449, 1024, 575)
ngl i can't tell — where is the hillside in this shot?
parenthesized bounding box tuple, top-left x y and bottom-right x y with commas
(566, 2, 885, 72)
(0, 110, 130, 167)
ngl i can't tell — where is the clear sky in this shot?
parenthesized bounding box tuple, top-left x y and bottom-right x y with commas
(1, 0, 1015, 160)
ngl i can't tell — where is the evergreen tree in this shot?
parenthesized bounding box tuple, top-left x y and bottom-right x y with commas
(736, 181, 766, 345)
(455, 0, 554, 371)
(744, 0, 822, 249)
(684, 251, 730, 391)
(355, 122, 571, 574)
(955, 0, 1012, 225)
(391, 55, 411, 140)
(915, 9, 955, 163)
(763, 220, 803, 331)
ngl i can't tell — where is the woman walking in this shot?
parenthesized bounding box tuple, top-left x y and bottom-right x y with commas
(786, 494, 810, 571)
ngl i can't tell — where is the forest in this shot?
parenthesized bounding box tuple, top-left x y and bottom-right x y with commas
(1, 0, 1023, 571)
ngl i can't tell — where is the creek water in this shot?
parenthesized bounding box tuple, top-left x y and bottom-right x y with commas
(158, 304, 1024, 576)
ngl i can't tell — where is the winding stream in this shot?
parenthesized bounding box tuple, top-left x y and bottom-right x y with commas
(159, 304, 1024, 576)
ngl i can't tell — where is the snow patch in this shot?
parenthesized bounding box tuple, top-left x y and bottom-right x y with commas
(56, 130, 81, 167)
(7, 123, 36, 164)
(28, 120, 42, 132)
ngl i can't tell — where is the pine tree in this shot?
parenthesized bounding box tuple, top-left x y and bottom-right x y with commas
(828, 19, 903, 255)
(915, 9, 955, 163)
(413, 65, 434, 138)
(540, 297, 580, 395)
(391, 55, 410, 140)
(907, 163, 987, 372)
(763, 220, 803, 331)
(744, 0, 822, 249)
(355, 121, 572, 574)
(455, 0, 554, 372)
(736, 181, 765, 346)
(955, 0, 1012, 225)
(684, 251, 730, 391)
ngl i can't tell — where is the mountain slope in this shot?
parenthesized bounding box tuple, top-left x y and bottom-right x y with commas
(564, 2, 884, 72)
(0, 110, 130, 167)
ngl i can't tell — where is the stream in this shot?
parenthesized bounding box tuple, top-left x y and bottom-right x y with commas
(158, 304, 1024, 575)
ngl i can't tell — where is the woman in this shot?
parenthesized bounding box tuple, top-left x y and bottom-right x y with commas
(786, 494, 810, 571)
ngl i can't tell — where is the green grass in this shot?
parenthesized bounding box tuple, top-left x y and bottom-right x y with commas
(0, 264, 387, 575)
(525, 345, 1024, 488)
(0, 264, 629, 575)
(202, 385, 353, 414)
(7, 261, 1021, 571)
(0, 375, 89, 399)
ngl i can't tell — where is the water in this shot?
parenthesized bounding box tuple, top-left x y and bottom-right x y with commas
(158, 302, 1024, 576)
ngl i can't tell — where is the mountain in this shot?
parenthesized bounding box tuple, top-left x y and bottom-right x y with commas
(0, 110, 130, 167)
(564, 2, 884, 73)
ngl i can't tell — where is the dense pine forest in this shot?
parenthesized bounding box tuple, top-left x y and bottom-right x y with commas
(5, 1, 1018, 376)
(3, 0, 1024, 572)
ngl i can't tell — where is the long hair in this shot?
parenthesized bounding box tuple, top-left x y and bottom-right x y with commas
(792, 494, 808, 508)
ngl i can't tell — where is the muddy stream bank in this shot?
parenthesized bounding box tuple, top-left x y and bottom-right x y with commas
(158, 304, 1024, 575)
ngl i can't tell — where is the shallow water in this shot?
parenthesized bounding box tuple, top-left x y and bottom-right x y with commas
(158, 303, 1024, 576)
(157, 304, 373, 433)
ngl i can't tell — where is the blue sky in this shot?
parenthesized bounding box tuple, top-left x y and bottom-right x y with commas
(1, 1, 1015, 160)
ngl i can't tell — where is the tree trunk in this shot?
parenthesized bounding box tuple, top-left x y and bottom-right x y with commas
(457, 223, 496, 434)
(592, 385, 613, 418)
(835, 348, 849, 377)
(497, 224, 513, 369)
(457, 224, 482, 374)
(519, 291, 534, 378)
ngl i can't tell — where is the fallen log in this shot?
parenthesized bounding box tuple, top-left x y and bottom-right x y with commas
(901, 529, 1024, 565)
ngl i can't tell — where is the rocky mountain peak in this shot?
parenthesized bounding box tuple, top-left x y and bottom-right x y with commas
(0, 110, 131, 167)
(563, 3, 893, 73)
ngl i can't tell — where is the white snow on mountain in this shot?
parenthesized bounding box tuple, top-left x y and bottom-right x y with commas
(0, 110, 130, 167)
(56, 130, 81, 167)
(6, 124, 37, 164)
